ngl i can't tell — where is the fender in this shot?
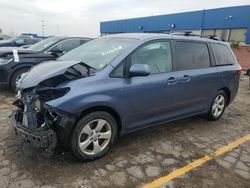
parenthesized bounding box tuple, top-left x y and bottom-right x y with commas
(77, 103, 125, 134)
(46, 93, 126, 134)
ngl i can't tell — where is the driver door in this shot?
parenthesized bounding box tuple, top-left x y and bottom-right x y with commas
(122, 40, 180, 131)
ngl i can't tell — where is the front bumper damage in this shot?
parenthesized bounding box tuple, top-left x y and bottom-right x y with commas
(10, 89, 76, 151)
(11, 110, 57, 150)
(9, 61, 91, 152)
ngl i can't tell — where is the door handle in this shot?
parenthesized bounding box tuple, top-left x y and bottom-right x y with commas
(167, 77, 178, 85)
(180, 75, 191, 83)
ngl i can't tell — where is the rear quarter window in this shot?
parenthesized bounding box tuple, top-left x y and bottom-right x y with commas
(175, 41, 210, 70)
(211, 43, 235, 66)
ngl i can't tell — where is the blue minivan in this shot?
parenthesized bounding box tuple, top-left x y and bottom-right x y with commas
(11, 33, 241, 161)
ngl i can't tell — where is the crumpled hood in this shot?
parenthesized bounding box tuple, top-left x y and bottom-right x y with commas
(17, 60, 83, 89)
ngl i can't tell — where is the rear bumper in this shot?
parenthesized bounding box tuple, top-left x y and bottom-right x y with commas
(10, 111, 57, 150)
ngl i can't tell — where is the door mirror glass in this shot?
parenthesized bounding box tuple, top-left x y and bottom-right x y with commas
(129, 64, 150, 77)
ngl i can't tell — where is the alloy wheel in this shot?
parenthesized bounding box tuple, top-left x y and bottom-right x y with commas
(78, 119, 112, 155)
(212, 94, 225, 118)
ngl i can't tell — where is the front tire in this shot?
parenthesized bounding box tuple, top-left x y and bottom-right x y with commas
(207, 90, 227, 121)
(71, 111, 118, 161)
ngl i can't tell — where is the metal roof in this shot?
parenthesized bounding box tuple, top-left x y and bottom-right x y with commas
(100, 5, 250, 44)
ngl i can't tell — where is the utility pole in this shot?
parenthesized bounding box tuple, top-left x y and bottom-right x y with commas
(201, 9, 206, 36)
(41, 20, 45, 38)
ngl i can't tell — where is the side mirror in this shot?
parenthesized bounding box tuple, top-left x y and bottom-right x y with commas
(50, 48, 63, 54)
(129, 64, 150, 77)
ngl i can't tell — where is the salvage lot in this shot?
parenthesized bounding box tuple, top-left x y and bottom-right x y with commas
(0, 76, 249, 188)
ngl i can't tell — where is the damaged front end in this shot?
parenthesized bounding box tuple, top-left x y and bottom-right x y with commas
(10, 61, 94, 151)
(11, 86, 76, 151)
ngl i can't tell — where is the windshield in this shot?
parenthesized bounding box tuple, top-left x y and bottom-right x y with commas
(59, 37, 137, 70)
(28, 37, 61, 52)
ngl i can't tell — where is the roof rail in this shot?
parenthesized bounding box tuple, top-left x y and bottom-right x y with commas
(169, 31, 222, 41)
(170, 31, 200, 36)
(202, 35, 221, 41)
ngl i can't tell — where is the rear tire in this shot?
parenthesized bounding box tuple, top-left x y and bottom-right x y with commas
(207, 90, 227, 121)
(71, 111, 118, 161)
(10, 68, 29, 91)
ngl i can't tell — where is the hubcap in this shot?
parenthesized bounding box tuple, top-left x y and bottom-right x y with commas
(78, 119, 112, 155)
(212, 95, 225, 118)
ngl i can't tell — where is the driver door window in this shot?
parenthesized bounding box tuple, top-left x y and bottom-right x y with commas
(130, 41, 172, 74)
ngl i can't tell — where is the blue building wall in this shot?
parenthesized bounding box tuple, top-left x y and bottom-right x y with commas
(100, 5, 250, 44)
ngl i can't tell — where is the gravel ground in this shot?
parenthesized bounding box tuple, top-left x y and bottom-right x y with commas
(0, 76, 249, 188)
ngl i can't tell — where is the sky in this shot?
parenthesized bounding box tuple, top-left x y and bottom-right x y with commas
(0, 0, 249, 37)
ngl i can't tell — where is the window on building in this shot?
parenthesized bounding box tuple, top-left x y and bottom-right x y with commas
(211, 43, 235, 65)
(229, 29, 247, 42)
(175, 41, 210, 70)
(215, 29, 230, 41)
(201, 30, 215, 37)
(131, 41, 172, 74)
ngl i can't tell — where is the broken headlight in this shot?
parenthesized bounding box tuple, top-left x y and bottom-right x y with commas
(37, 87, 70, 102)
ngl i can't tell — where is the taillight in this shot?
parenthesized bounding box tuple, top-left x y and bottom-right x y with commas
(236, 68, 242, 76)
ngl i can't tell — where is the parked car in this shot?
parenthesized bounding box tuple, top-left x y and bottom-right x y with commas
(0, 36, 91, 90)
(10, 33, 241, 161)
(0, 36, 41, 47)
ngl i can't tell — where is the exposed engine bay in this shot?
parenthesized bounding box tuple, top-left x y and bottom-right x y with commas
(10, 61, 95, 151)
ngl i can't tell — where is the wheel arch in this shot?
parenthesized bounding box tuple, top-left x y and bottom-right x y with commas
(218, 87, 231, 106)
(76, 105, 123, 136)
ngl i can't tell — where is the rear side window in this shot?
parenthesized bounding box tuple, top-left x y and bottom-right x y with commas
(211, 43, 235, 66)
(175, 41, 210, 70)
